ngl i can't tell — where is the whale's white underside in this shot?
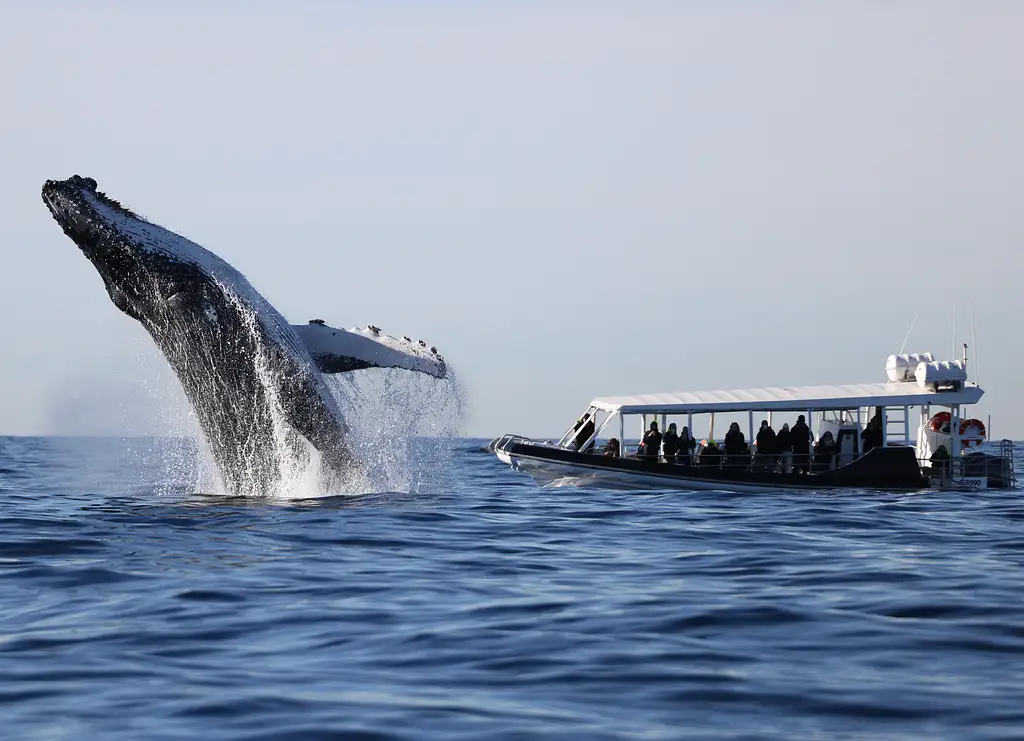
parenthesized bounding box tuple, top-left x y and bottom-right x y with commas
(85, 191, 445, 380)
(86, 192, 309, 356)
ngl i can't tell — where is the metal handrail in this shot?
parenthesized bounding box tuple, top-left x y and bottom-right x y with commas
(1000, 439, 1017, 487)
(621, 447, 819, 468)
(493, 434, 534, 454)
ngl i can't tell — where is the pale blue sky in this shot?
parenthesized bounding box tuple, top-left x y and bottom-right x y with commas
(0, 2, 1020, 438)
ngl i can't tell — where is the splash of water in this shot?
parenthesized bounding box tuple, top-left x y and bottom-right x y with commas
(237, 300, 328, 499)
(224, 364, 466, 500)
(325, 368, 467, 497)
(134, 284, 464, 500)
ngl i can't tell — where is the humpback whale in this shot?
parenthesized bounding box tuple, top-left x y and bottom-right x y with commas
(42, 175, 446, 495)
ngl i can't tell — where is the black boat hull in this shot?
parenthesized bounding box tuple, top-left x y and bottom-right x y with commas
(494, 438, 938, 491)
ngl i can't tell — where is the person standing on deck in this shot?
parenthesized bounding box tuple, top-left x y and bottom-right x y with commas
(791, 415, 812, 473)
(861, 415, 883, 454)
(573, 414, 596, 452)
(755, 420, 777, 471)
(661, 422, 680, 462)
(678, 426, 697, 466)
(775, 422, 793, 473)
(724, 422, 747, 469)
(930, 444, 950, 483)
(640, 421, 662, 460)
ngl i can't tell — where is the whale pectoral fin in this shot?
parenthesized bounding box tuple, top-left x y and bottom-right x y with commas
(292, 321, 447, 379)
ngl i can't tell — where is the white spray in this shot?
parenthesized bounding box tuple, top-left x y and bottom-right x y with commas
(138, 285, 464, 500)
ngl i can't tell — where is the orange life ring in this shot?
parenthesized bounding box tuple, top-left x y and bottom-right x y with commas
(929, 412, 951, 433)
(959, 418, 986, 446)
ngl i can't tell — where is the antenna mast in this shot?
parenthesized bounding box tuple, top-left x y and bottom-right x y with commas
(898, 310, 919, 356)
(951, 303, 956, 362)
(971, 304, 980, 387)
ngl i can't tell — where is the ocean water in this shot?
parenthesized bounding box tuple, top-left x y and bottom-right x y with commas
(1, 435, 1023, 741)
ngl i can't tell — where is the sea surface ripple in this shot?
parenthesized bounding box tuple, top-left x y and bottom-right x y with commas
(1, 436, 1023, 740)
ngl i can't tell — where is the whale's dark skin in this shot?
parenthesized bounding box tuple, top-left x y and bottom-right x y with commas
(42, 175, 356, 495)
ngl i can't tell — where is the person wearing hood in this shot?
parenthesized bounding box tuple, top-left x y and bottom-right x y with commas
(724, 422, 747, 469)
(661, 422, 680, 462)
(813, 430, 837, 472)
(861, 415, 883, 454)
(678, 425, 697, 466)
(930, 443, 950, 482)
(791, 415, 812, 473)
(775, 422, 793, 473)
(640, 420, 662, 460)
(755, 420, 777, 471)
(573, 413, 596, 453)
(700, 438, 722, 468)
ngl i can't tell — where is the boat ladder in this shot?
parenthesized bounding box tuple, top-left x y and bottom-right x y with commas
(885, 406, 910, 446)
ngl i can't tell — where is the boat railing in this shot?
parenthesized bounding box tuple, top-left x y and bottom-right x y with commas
(616, 450, 826, 471)
(616, 441, 924, 473)
(918, 439, 1017, 488)
(491, 434, 533, 455)
(1000, 439, 1018, 488)
(491, 434, 565, 454)
(611, 444, 824, 471)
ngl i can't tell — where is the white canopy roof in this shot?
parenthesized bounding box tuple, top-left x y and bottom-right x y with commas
(590, 382, 984, 414)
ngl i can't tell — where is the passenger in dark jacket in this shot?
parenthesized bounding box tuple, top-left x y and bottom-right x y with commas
(775, 422, 793, 473)
(678, 426, 697, 466)
(724, 422, 746, 453)
(775, 423, 792, 454)
(661, 423, 680, 461)
(813, 431, 837, 472)
(860, 417, 883, 454)
(755, 420, 777, 471)
(929, 444, 950, 477)
(573, 414, 596, 452)
(640, 421, 662, 459)
(700, 439, 722, 468)
(724, 422, 747, 468)
(791, 415, 812, 473)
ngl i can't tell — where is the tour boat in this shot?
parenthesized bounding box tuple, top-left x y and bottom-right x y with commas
(490, 348, 1016, 492)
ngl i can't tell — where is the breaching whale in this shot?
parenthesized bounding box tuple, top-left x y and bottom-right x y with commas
(42, 175, 447, 495)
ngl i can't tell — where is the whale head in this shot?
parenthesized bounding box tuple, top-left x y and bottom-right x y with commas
(40, 174, 275, 338)
(42, 175, 152, 318)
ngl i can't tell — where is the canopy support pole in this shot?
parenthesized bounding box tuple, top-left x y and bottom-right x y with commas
(951, 404, 962, 477)
(855, 408, 862, 455)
